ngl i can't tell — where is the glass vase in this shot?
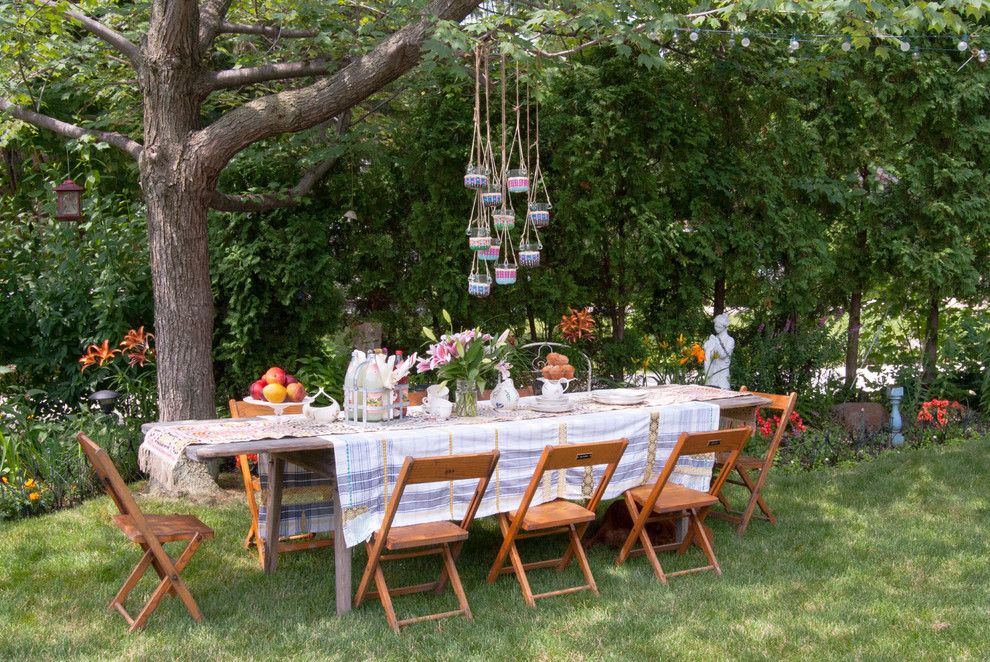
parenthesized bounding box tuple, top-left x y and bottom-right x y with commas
(454, 379, 479, 417)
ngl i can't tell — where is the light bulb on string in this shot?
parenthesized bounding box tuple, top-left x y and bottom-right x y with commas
(900, 40, 910, 52)
(980, 49, 988, 64)
(741, 35, 751, 47)
(958, 34, 969, 51)
(841, 37, 852, 52)
(913, 47, 921, 61)
(689, 30, 700, 42)
(789, 36, 800, 53)
(728, 34, 736, 48)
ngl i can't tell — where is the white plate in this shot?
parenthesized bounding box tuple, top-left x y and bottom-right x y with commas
(529, 397, 575, 413)
(591, 389, 647, 406)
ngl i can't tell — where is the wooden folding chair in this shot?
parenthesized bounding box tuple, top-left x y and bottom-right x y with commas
(486, 438, 628, 607)
(229, 399, 333, 566)
(77, 432, 213, 631)
(710, 387, 797, 536)
(617, 427, 751, 583)
(354, 450, 499, 632)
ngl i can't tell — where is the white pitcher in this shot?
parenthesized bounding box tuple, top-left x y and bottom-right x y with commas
(490, 377, 520, 411)
(538, 377, 572, 400)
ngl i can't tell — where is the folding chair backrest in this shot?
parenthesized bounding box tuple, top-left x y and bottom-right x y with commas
(381, 451, 500, 534)
(517, 438, 629, 520)
(644, 428, 752, 508)
(76, 432, 168, 557)
(404, 453, 503, 485)
(229, 399, 303, 418)
(739, 386, 798, 465)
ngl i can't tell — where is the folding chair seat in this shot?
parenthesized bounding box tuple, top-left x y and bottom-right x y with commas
(354, 451, 500, 633)
(77, 432, 213, 632)
(617, 427, 751, 583)
(710, 387, 797, 536)
(487, 438, 628, 607)
(229, 399, 334, 566)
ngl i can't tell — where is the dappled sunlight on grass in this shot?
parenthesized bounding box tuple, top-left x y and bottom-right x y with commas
(1, 438, 989, 659)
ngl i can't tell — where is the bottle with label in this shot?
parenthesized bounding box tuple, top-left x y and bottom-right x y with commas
(361, 349, 386, 422)
(343, 349, 364, 414)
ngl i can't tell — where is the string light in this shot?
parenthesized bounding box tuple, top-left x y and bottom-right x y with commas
(689, 30, 700, 42)
(900, 40, 910, 52)
(980, 49, 988, 64)
(728, 34, 736, 48)
(958, 34, 969, 51)
(913, 46, 921, 61)
(841, 37, 852, 52)
(741, 35, 751, 47)
(789, 36, 800, 52)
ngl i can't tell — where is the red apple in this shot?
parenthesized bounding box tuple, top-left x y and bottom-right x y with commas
(286, 382, 306, 402)
(249, 379, 266, 401)
(263, 366, 287, 385)
(285, 374, 299, 385)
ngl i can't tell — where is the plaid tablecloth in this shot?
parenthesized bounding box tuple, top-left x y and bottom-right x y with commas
(330, 400, 720, 547)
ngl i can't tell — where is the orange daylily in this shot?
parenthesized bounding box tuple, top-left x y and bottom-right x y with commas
(28, 492, 40, 502)
(79, 340, 120, 371)
(127, 347, 154, 367)
(24, 478, 36, 489)
(120, 326, 154, 351)
(559, 307, 595, 342)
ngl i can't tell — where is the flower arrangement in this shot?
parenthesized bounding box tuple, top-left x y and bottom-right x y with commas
(916, 399, 963, 428)
(418, 310, 513, 416)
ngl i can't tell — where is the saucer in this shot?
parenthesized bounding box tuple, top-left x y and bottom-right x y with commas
(529, 396, 575, 413)
(591, 389, 647, 406)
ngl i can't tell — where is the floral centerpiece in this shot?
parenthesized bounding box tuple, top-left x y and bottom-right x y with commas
(418, 312, 513, 416)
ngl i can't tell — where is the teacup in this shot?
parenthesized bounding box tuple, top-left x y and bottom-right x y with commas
(426, 384, 449, 400)
(423, 396, 453, 419)
(538, 378, 572, 400)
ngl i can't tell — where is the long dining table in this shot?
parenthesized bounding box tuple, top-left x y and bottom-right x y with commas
(140, 385, 768, 616)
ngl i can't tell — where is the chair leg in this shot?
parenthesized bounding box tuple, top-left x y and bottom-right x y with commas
(619, 493, 667, 583)
(130, 536, 204, 631)
(690, 511, 722, 576)
(110, 548, 155, 612)
(567, 524, 598, 595)
(354, 542, 379, 609)
(489, 514, 537, 607)
(736, 466, 776, 532)
(441, 544, 472, 620)
(373, 564, 400, 633)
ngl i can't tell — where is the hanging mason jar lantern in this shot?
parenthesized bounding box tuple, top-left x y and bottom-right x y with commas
(479, 238, 500, 261)
(507, 168, 529, 193)
(492, 206, 515, 231)
(481, 185, 502, 207)
(464, 166, 489, 190)
(526, 201, 551, 228)
(54, 179, 84, 221)
(518, 240, 541, 267)
(495, 265, 517, 285)
(468, 226, 492, 251)
(468, 272, 492, 297)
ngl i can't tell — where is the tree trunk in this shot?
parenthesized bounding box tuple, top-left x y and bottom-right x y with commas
(922, 294, 939, 387)
(844, 288, 862, 392)
(713, 274, 726, 316)
(526, 303, 538, 342)
(140, 1, 219, 494)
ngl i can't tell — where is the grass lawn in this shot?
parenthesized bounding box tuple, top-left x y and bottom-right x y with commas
(2, 438, 988, 661)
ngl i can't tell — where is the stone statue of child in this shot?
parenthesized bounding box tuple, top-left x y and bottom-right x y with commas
(703, 313, 734, 389)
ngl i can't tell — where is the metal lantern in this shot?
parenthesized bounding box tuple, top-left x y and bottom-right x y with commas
(54, 179, 84, 221)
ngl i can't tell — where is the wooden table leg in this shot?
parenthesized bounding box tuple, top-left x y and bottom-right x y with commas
(331, 477, 352, 615)
(263, 454, 285, 575)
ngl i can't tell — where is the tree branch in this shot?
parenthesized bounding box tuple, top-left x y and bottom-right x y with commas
(216, 22, 320, 39)
(38, 0, 142, 68)
(203, 57, 339, 90)
(0, 98, 142, 160)
(192, 0, 482, 173)
(198, 0, 234, 51)
(209, 111, 350, 212)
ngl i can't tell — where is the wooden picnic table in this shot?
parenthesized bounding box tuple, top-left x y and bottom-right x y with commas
(158, 389, 768, 616)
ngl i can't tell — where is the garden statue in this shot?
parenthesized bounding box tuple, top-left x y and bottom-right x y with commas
(703, 313, 734, 389)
